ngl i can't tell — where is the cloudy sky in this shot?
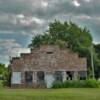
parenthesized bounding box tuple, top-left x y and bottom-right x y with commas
(0, 0, 100, 65)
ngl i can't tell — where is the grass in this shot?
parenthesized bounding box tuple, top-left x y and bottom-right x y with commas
(0, 80, 3, 89)
(0, 88, 100, 100)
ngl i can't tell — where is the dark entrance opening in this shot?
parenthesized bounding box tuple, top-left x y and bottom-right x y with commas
(25, 71, 33, 85)
(78, 71, 87, 80)
(54, 71, 63, 82)
(37, 71, 45, 86)
(66, 71, 74, 80)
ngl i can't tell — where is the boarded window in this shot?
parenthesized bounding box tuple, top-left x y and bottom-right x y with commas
(54, 71, 63, 82)
(78, 71, 87, 80)
(25, 71, 33, 85)
(12, 72, 21, 84)
(37, 71, 45, 82)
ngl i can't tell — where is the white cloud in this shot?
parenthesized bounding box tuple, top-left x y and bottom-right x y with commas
(16, 14, 44, 25)
(13, 48, 30, 56)
(18, 16, 45, 27)
(16, 14, 25, 19)
(41, 1, 48, 7)
(72, 0, 81, 7)
(32, 17, 44, 24)
(0, 39, 30, 65)
(0, 13, 45, 35)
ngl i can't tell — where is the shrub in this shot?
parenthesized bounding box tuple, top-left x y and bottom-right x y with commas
(52, 79, 99, 88)
(52, 82, 62, 88)
(85, 79, 99, 88)
(98, 80, 100, 88)
(2, 69, 11, 87)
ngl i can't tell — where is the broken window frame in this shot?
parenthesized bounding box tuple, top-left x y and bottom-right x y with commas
(78, 71, 87, 80)
(54, 71, 63, 82)
(25, 71, 33, 85)
(37, 71, 45, 83)
(66, 71, 74, 80)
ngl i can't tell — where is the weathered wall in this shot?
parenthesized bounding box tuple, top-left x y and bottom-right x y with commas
(10, 45, 87, 72)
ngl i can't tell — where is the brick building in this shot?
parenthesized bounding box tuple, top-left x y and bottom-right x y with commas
(10, 45, 87, 88)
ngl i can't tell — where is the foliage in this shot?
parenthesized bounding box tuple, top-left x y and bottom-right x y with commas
(0, 63, 11, 87)
(28, 20, 100, 79)
(28, 20, 94, 77)
(85, 79, 100, 88)
(49, 20, 92, 50)
(0, 64, 7, 80)
(2, 68, 11, 86)
(94, 44, 100, 78)
(52, 79, 99, 88)
(29, 21, 92, 52)
(94, 44, 100, 59)
(0, 80, 3, 88)
(29, 21, 93, 63)
(3, 66, 11, 87)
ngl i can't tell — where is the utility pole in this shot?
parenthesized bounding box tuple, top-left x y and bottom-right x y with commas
(91, 44, 95, 79)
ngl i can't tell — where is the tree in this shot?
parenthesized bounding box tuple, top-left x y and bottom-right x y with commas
(49, 21, 92, 51)
(29, 20, 96, 78)
(0, 63, 6, 79)
(0, 63, 11, 86)
(94, 44, 100, 78)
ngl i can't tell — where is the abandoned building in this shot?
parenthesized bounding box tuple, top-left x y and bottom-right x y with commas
(10, 45, 87, 88)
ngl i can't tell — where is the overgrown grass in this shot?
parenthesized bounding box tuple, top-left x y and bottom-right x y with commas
(0, 80, 3, 89)
(0, 80, 100, 100)
(0, 88, 100, 100)
(52, 79, 100, 88)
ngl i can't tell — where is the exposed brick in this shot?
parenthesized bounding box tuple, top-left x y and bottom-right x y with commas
(10, 45, 87, 88)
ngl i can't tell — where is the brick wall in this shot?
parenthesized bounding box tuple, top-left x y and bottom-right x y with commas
(10, 45, 87, 72)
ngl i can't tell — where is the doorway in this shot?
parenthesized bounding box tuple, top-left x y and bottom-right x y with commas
(25, 71, 33, 85)
(66, 71, 74, 80)
(37, 71, 45, 86)
(45, 73, 55, 88)
(54, 71, 63, 82)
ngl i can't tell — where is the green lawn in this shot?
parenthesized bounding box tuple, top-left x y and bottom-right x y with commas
(0, 88, 100, 100)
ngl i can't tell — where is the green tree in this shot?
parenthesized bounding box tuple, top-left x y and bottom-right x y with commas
(0, 64, 7, 79)
(0, 63, 11, 86)
(94, 44, 100, 78)
(29, 20, 95, 78)
(49, 21, 92, 51)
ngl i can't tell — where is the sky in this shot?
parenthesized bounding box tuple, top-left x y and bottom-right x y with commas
(0, 0, 100, 66)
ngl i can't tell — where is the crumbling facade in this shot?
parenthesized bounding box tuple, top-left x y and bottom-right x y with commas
(10, 45, 87, 88)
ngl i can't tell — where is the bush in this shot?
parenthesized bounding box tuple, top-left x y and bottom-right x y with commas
(84, 79, 99, 88)
(2, 69, 11, 87)
(52, 79, 99, 88)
